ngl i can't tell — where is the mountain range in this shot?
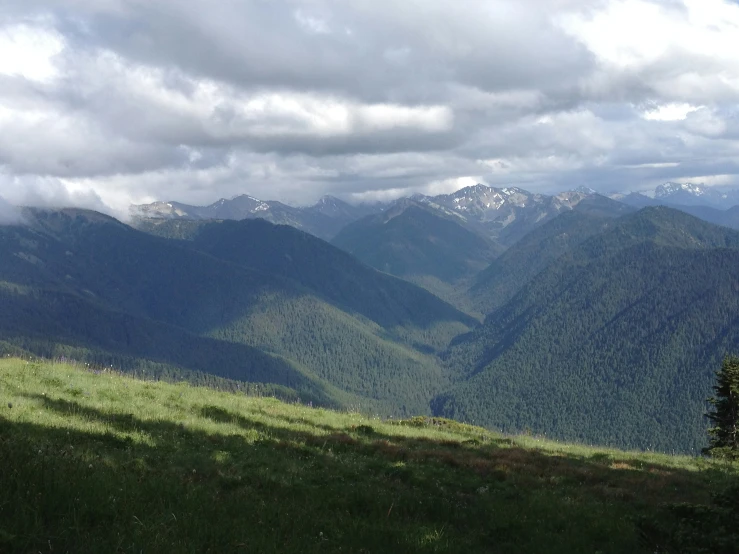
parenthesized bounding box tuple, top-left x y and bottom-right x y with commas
(611, 182, 739, 211)
(132, 182, 739, 240)
(131, 184, 640, 245)
(5, 181, 739, 453)
(130, 184, 648, 305)
(131, 184, 739, 293)
(131, 194, 382, 241)
(411, 186, 609, 246)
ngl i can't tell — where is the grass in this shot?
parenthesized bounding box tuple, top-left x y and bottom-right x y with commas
(1, 358, 737, 553)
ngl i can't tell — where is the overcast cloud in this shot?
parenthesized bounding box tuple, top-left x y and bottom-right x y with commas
(1, 0, 739, 217)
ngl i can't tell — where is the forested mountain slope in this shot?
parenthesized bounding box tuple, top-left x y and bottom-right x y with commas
(330, 201, 501, 308)
(0, 209, 476, 415)
(140, 216, 476, 348)
(667, 204, 739, 230)
(469, 210, 622, 315)
(332, 202, 500, 282)
(434, 208, 739, 452)
(614, 191, 739, 230)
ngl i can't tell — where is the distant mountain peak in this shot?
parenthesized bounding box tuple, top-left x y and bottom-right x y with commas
(574, 186, 597, 195)
(451, 183, 492, 197)
(655, 182, 706, 198)
(315, 195, 345, 206)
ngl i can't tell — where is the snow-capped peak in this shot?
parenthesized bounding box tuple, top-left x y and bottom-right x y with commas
(655, 182, 706, 198)
(450, 184, 491, 199)
(574, 186, 597, 195)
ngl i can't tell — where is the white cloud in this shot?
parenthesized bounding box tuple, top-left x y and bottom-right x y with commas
(0, 23, 64, 83)
(560, 1, 678, 69)
(643, 103, 703, 121)
(561, 0, 739, 102)
(0, 174, 111, 214)
(422, 176, 485, 196)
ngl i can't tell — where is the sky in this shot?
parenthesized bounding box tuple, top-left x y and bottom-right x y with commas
(1, 0, 739, 218)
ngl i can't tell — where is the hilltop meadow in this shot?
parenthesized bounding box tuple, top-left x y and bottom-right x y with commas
(2, 357, 738, 553)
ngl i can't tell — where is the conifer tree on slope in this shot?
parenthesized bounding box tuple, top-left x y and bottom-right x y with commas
(704, 356, 739, 459)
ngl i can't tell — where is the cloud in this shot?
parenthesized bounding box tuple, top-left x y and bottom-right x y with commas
(0, 195, 23, 225)
(0, 22, 65, 83)
(1, 0, 739, 212)
(0, 174, 117, 216)
(561, 0, 739, 103)
(642, 103, 704, 122)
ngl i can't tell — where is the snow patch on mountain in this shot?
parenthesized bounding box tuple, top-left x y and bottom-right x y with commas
(655, 182, 707, 198)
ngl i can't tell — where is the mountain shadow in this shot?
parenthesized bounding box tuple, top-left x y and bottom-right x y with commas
(1, 209, 475, 415)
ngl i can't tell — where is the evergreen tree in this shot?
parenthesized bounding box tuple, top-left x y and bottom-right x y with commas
(704, 356, 739, 459)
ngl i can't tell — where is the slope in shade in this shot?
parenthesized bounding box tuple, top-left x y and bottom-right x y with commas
(144, 216, 477, 351)
(332, 202, 501, 283)
(1, 209, 474, 415)
(0, 286, 340, 406)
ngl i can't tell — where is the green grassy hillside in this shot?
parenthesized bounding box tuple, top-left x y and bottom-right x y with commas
(2, 358, 737, 553)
